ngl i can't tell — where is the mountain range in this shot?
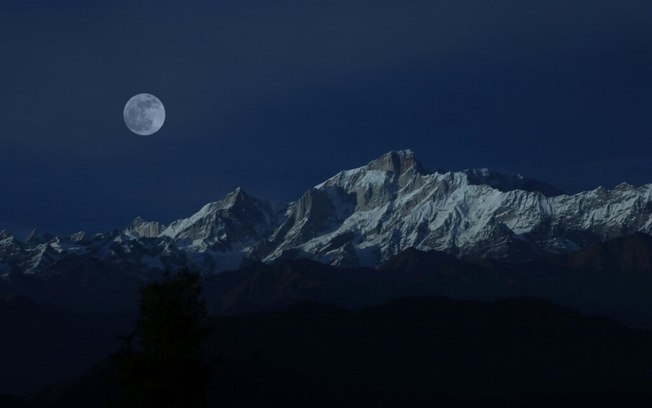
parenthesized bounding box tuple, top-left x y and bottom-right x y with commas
(3, 149, 652, 318)
(2, 149, 652, 278)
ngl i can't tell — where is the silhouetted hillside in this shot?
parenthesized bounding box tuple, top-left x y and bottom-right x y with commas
(26, 297, 652, 407)
(8, 234, 652, 400)
(0, 296, 133, 395)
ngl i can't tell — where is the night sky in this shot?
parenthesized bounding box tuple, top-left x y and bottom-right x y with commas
(1, 0, 651, 235)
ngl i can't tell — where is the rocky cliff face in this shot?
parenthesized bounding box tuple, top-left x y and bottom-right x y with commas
(126, 217, 164, 238)
(3, 150, 652, 276)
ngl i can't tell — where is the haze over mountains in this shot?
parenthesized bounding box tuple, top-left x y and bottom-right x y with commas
(2, 149, 652, 279)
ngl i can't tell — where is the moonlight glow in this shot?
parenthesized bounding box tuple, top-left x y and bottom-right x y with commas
(123, 93, 166, 136)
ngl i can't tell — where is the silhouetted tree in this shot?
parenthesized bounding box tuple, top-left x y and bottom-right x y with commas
(111, 270, 211, 408)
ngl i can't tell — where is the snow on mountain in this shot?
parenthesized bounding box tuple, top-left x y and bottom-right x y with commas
(159, 187, 280, 272)
(3, 150, 652, 275)
(462, 167, 564, 197)
(0, 230, 22, 274)
(261, 150, 652, 266)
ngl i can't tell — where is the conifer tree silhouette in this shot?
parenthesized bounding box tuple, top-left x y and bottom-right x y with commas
(111, 270, 211, 408)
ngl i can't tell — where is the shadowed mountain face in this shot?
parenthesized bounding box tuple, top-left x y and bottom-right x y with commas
(3, 233, 652, 328)
(24, 298, 652, 408)
(197, 234, 652, 330)
(551, 232, 652, 272)
(203, 253, 511, 315)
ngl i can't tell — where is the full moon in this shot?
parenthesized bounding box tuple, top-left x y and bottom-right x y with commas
(123, 93, 166, 136)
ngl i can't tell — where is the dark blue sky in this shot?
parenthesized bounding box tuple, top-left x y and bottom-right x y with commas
(1, 0, 651, 235)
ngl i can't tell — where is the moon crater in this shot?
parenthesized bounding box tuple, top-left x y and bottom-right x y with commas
(123, 93, 165, 136)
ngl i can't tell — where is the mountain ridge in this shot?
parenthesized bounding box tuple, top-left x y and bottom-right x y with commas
(2, 149, 652, 277)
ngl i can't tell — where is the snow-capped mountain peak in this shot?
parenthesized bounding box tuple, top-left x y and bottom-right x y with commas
(160, 188, 275, 243)
(364, 149, 425, 175)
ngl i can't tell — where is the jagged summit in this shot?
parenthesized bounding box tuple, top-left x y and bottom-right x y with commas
(220, 187, 258, 209)
(462, 167, 564, 197)
(317, 150, 563, 198)
(25, 228, 55, 245)
(25, 228, 39, 242)
(365, 149, 426, 175)
(174, 188, 264, 236)
(614, 182, 636, 191)
(126, 217, 163, 238)
(159, 187, 276, 272)
(314, 149, 425, 190)
(69, 231, 87, 242)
